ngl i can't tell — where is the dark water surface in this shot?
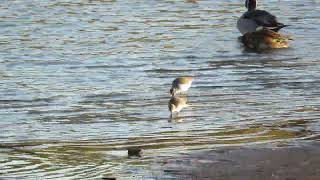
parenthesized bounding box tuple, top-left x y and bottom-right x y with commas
(0, 0, 320, 179)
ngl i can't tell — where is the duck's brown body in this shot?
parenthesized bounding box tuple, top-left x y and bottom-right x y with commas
(241, 29, 291, 50)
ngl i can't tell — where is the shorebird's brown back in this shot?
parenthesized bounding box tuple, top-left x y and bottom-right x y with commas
(176, 77, 193, 84)
(168, 96, 187, 112)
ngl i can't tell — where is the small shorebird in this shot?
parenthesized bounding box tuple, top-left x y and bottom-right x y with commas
(170, 77, 194, 96)
(168, 96, 188, 117)
(237, 0, 288, 35)
(241, 29, 292, 50)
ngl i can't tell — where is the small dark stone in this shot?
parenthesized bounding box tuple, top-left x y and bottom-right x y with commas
(102, 177, 117, 180)
(128, 148, 142, 157)
(102, 177, 116, 180)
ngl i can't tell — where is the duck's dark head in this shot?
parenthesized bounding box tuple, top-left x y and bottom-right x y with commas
(245, 0, 257, 11)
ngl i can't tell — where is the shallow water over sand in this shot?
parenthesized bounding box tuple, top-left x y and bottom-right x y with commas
(0, 0, 320, 179)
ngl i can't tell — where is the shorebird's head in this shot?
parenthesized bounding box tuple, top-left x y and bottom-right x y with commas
(245, 0, 257, 11)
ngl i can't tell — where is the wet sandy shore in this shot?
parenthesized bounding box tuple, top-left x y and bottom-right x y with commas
(153, 142, 320, 180)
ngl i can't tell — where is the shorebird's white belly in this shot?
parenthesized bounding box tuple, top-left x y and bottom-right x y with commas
(179, 83, 191, 92)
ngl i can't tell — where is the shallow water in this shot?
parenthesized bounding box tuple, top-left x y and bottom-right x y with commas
(0, 0, 320, 179)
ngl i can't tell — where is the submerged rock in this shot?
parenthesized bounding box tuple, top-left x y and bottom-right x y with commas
(101, 177, 116, 180)
(128, 148, 142, 157)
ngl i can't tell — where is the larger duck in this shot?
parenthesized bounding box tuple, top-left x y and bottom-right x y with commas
(237, 0, 288, 35)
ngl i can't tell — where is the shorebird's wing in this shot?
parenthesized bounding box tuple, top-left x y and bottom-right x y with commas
(243, 10, 287, 32)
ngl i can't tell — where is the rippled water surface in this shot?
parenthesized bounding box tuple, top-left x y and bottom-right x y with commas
(1, 0, 320, 179)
